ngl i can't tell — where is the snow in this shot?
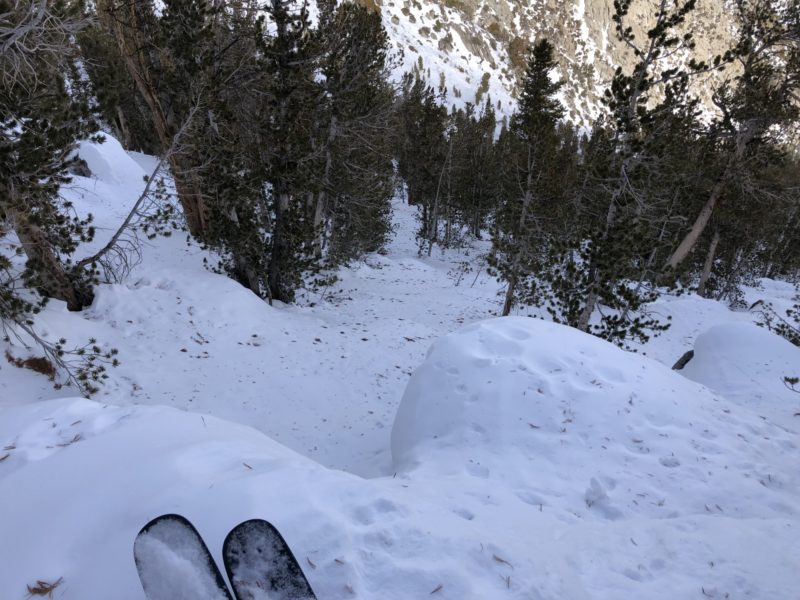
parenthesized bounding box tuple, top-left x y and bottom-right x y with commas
(681, 322, 800, 421)
(392, 317, 798, 524)
(1, 135, 799, 599)
(135, 517, 232, 600)
(76, 135, 148, 186)
(0, 137, 500, 477)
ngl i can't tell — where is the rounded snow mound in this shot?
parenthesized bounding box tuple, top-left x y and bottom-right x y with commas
(75, 135, 148, 186)
(391, 317, 798, 521)
(681, 322, 800, 417)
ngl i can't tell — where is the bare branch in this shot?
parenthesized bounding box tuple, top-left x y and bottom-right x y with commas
(75, 102, 201, 274)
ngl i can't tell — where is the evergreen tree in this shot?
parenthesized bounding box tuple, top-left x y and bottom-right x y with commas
(257, 0, 319, 303)
(89, 0, 400, 304)
(314, 0, 395, 264)
(1, 0, 99, 313)
(488, 39, 564, 316)
(562, 0, 709, 344)
(511, 40, 564, 142)
(664, 0, 800, 273)
(447, 100, 498, 241)
(98, 0, 209, 237)
(191, 3, 272, 296)
(1, 0, 120, 395)
(396, 74, 448, 251)
(77, 14, 159, 152)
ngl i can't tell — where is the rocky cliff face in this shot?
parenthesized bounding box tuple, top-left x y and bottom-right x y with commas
(374, 0, 735, 123)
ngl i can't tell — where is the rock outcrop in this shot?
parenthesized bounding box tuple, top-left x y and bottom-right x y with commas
(376, 0, 735, 123)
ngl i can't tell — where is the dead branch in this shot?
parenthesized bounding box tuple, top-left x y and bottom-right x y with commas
(75, 102, 201, 277)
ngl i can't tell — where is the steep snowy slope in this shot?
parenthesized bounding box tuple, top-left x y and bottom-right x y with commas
(1, 135, 794, 480)
(1, 134, 799, 599)
(377, 0, 735, 123)
(0, 135, 504, 477)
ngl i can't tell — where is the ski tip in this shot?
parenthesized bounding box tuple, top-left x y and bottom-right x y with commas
(223, 519, 318, 600)
(133, 513, 234, 600)
(138, 513, 193, 536)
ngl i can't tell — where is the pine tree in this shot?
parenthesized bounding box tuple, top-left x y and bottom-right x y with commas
(489, 39, 564, 316)
(257, 0, 319, 303)
(1, 0, 99, 313)
(446, 100, 498, 241)
(88, 0, 400, 304)
(191, 3, 272, 296)
(314, 0, 395, 264)
(664, 0, 800, 273)
(510, 40, 563, 142)
(396, 74, 448, 251)
(77, 13, 159, 152)
(98, 0, 209, 237)
(1, 0, 120, 395)
(563, 0, 710, 343)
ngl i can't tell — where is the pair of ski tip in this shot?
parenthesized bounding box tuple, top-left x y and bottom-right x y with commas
(134, 513, 318, 600)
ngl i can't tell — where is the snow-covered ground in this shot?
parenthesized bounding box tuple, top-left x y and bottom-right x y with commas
(1, 136, 798, 599)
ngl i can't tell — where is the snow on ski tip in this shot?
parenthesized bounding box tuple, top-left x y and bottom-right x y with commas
(134, 514, 233, 600)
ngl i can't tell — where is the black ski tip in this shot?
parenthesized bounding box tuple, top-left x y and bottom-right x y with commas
(223, 519, 317, 600)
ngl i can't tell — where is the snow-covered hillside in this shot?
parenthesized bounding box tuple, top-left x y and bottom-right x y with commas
(1, 136, 799, 599)
(377, 0, 734, 124)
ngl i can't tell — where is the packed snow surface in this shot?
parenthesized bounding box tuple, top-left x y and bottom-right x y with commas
(1, 136, 799, 598)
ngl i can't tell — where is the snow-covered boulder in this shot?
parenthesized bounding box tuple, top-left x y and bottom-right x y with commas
(391, 317, 798, 522)
(680, 322, 800, 419)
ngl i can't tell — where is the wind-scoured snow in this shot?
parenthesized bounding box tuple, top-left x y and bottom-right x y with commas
(1, 136, 798, 599)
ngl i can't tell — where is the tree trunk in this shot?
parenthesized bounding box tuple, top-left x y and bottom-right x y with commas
(663, 176, 724, 272)
(268, 191, 291, 304)
(313, 191, 326, 258)
(314, 115, 337, 258)
(664, 122, 760, 272)
(576, 276, 598, 332)
(697, 229, 720, 298)
(428, 137, 452, 256)
(502, 145, 535, 317)
(763, 203, 798, 278)
(101, 0, 207, 239)
(445, 197, 452, 248)
(577, 183, 621, 332)
(12, 210, 93, 311)
(716, 247, 744, 302)
(233, 253, 260, 296)
(502, 272, 517, 316)
(115, 105, 132, 149)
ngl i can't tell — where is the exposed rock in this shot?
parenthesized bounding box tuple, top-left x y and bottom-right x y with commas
(672, 350, 695, 370)
(380, 0, 736, 123)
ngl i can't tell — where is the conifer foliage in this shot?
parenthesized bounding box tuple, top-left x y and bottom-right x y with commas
(1, 0, 119, 395)
(489, 39, 565, 318)
(1, 0, 99, 313)
(3, 0, 799, 374)
(396, 74, 500, 253)
(90, 0, 396, 303)
(485, 0, 800, 346)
